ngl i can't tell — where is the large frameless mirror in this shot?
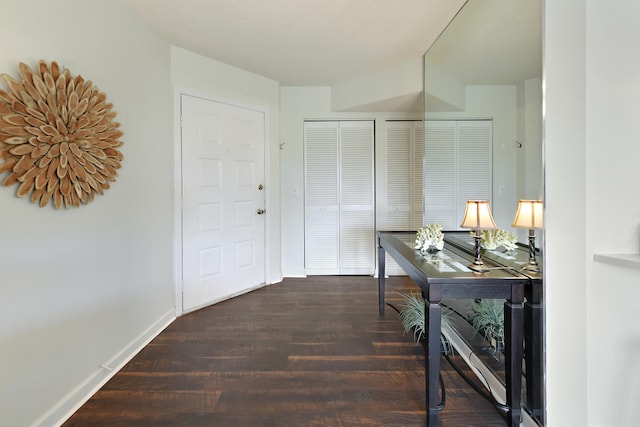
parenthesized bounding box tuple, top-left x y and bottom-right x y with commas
(422, 0, 543, 423)
(423, 0, 542, 229)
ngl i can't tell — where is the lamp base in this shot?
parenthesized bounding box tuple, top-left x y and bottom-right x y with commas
(522, 231, 541, 272)
(468, 260, 490, 273)
(469, 232, 489, 273)
(521, 261, 541, 273)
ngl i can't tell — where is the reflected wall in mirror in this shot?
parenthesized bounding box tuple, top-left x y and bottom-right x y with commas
(423, 0, 542, 237)
(422, 0, 544, 424)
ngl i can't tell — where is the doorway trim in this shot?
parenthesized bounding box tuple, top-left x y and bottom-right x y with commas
(172, 86, 271, 316)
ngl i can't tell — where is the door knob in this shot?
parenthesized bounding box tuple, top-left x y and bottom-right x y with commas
(257, 209, 266, 215)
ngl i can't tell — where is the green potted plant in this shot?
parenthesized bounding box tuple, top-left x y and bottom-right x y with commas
(470, 299, 505, 360)
(397, 292, 453, 354)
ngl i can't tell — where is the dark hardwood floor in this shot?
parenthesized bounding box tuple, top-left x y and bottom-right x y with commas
(64, 276, 507, 426)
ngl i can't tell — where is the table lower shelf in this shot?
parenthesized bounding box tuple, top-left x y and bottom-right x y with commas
(441, 298, 540, 427)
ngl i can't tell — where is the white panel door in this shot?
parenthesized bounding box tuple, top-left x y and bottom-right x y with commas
(181, 94, 265, 312)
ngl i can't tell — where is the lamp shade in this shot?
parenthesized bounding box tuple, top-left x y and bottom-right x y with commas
(511, 199, 543, 229)
(460, 200, 497, 229)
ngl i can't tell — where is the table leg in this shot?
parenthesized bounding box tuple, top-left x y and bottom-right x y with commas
(525, 299, 543, 419)
(425, 295, 442, 426)
(505, 299, 524, 427)
(378, 244, 386, 316)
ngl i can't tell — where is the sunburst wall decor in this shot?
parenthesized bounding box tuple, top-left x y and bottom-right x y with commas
(0, 60, 123, 209)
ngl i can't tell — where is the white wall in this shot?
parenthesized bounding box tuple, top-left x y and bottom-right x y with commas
(543, 0, 640, 425)
(170, 46, 282, 285)
(331, 58, 423, 112)
(523, 77, 543, 201)
(0, 1, 174, 426)
(585, 0, 640, 425)
(514, 77, 544, 243)
(543, 0, 588, 424)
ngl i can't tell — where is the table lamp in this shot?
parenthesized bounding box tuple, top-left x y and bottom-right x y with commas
(460, 200, 497, 272)
(511, 199, 543, 272)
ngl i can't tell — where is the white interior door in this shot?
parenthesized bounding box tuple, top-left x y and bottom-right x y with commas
(180, 94, 266, 312)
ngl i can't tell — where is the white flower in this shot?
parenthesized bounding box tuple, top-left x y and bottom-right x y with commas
(415, 224, 444, 252)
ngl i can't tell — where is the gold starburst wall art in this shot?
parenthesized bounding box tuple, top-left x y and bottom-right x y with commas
(0, 60, 123, 209)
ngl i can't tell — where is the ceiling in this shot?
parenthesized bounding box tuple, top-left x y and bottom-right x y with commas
(119, 0, 468, 86)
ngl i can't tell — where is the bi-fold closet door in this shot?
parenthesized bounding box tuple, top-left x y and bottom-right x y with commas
(424, 120, 493, 230)
(385, 120, 424, 231)
(304, 121, 375, 275)
(383, 120, 424, 275)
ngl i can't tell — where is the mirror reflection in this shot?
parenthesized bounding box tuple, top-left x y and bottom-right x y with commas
(422, 0, 543, 424)
(423, 0, 542, 232)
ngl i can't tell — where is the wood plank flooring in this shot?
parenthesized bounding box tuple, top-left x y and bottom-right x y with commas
(64, 276, 507, 426)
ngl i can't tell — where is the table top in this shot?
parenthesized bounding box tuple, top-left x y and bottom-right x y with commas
(378, 231, 530, 300)
(443, 231, 543, 280)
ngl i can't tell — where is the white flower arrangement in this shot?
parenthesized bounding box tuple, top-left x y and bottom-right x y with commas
(415, 224, 445, 253)
(475, 229, 518, 251)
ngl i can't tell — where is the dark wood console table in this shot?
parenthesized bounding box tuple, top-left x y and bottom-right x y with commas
(443, 231, 544, 422)
(377, 231, 529, 427)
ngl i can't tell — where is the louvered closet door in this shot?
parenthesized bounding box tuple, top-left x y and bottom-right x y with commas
(424, 120, 492, 230)
(456, 121, 492, 222)
(411, 123, 424, 230)
(385, 121, 424, 275)
(304, 122, 339, 273)
(339, 122, 375, 274)
(386, 121, 424, 229)
(304, 121, 374, 275)
(424, 121, 457, 228)
(386, 122, 412, 229)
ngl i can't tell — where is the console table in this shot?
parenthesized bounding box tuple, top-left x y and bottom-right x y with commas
(377, 231, 529, 427)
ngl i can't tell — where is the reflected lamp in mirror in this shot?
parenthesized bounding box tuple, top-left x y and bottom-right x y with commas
(512, 199, 543, 272)
(460, 200, 497, 272)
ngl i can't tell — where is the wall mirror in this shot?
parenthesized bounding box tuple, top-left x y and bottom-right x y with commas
(423, 0, 542, 229)
(422, 0, 543, 423)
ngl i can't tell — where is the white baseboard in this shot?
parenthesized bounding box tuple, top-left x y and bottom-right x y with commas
(32, 309, 176, 427)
